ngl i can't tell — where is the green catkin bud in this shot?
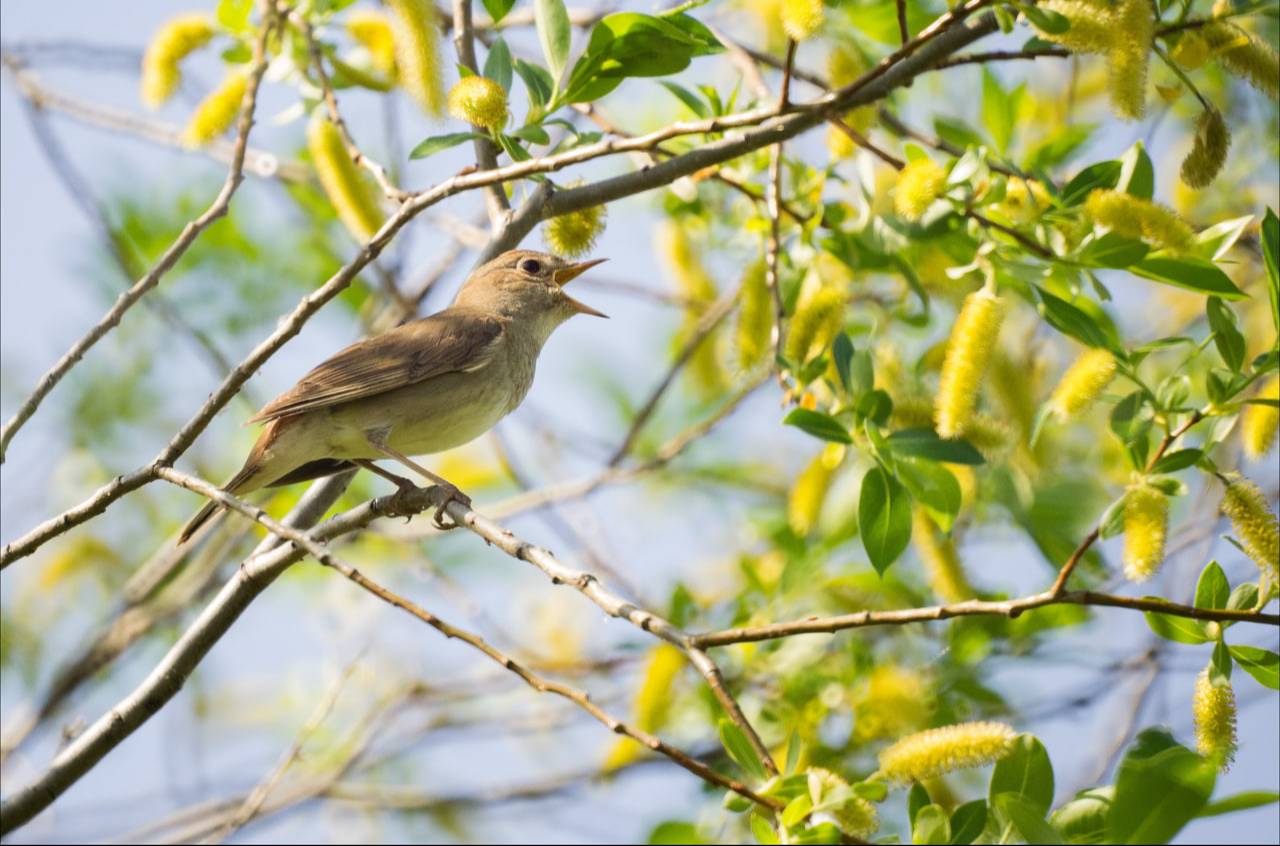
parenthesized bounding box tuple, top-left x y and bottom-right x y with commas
(789, 445, 843, 536)
(1048, 347, 1117, 420)
(306, 117, 385, 243)
(181, 71, 247, 147)
(1123, 483, 1168, 581)
(1038, 0, 1114, 54)
(1241, 375, 1279, 460)
(141, 13, 216, 108)
(785, 287, 845, 363)
(1106, 0, 1153, 120)
(912, 507, 975, 603)
(735, 260, 773, 370)
(1220, 473, 1280, 581)
(543, 203, 607, 258)
(447, 76, 507, 131)
(935, 290, 1004, 439)
(1193, 668, 1237, 771)
(386, 0, 445, 116)
(894, 158, 947, 221)
(877, 722, 1017, 783)
(1202, 22, 1280, 101)
(780, 0, 824, 42)
(1181, 108, 1231, 189)
(347, 10, 398, 79)
(1085, 189, 1195, 252)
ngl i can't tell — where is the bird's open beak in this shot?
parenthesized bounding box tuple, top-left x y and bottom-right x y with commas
(554, 257, 609, 318)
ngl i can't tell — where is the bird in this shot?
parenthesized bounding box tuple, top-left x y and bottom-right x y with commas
(178, 249, 607, 544)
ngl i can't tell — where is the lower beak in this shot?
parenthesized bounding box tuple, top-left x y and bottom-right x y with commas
(554, 258, 608, 318)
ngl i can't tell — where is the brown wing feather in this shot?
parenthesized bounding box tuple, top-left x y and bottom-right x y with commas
(249, 308, 505, 424)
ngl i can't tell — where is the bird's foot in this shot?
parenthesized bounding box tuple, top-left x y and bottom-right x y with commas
(427, 483, 472, 530)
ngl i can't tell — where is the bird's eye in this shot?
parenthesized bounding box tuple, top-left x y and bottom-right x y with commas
(519, 258, 542, 275)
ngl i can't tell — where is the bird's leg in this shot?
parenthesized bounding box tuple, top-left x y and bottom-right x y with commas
(352, 459, 416, 492)
(362, 434, 472, 530)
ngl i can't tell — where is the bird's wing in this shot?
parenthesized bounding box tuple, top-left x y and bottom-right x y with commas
(248, 309, 505, 423)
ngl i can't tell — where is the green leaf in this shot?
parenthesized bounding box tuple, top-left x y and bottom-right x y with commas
(1210, 640, 1233, 685)
(994, 793, 1064, 844)
(1194, 214, 1253, 261)
(1077, 233, 1149, 269)
(1228, 645, 1279, 689)
(216, 0, 253, 32)
(1018, 4, 1071, 34)
(750, 812, 780, 844)
(659, 81, 709, 117)
(1205, 297, 1246, 372)
(1150, 448, 1202, 473)
(563, 12, 721, 104)
(1117, 141, 1154, 199)
(1037, 287, 1117, 350)
(909, 782, 933, 825)
(1197, 790, 1280, 818)
(791, 823, 842, 844)
(1062, 160, 1121, 206)
(832, 333, 854, 395)
(990, 734, 1055, 817)
(1051, 786, 1113, 845)
(782, 793, 814, 828)
(534, 0, 572, 83)
(510, 124, 551, 144)
(1143, 606, 1210, 644)
(514, 59, 554, 109)
(483, 37, 514, 92)
(719, 719, 767, 781)
(1110, 392, 1152, 443)
(481, 0, 517, 26)
(409, 132, 484, 159)
(1108, 729, 1215, 844)
(886, 428, 985, 464)
(949, 800, 987, 845)
(1193, 561, 1230, 610)
(933, 116, 986, 151)
(783, 409, 852, 444)
(981, 68, 1021, 153)
(1131, 256, 1247, 299)
(898, 460, 962, 533)
(913, 805, 951, 845)
(859, 466, 913, 575)
(1263, 207, 1279, 327)
(1226, 582, 1259, 612)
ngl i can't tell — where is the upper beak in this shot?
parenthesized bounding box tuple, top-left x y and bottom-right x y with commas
(554, 258, 608, 318)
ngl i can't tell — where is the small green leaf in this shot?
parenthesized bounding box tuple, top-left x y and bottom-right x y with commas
(534, 0, 572, 83)
(995, 792, 1064, 844)
(886, 428, 985, 464)
(1077, 232, 1150, 269)
(409, 131, 484, 159)
(990, 734, 1055, 818)
(1150, 448, 1202, 473)
(859, 466, 913, 575)
(782, 793, 814, 828)
(908, 782, 933, 825)
(1110, 392, 1152, 443)
(1228, 645, 1279, 689)
(483, 37, 514, 92)
(783, 409, 852, 444)
(1210, 641, 1233, 685)
(1205, 297, 1246, 372)
(1062, 160, 1121, 206)
(1051, 787, 1113, 845)
(481, 0, 517, 26)
(949, 800, 987, 845)
(659, 81, 710, 117)
(750, 812, 780, 844)
(649, 821, 709, 844)
(913, 805, 951, 845)
(514, 59, 554, 108)
(1226, 582, 1259, 612)
(1262, 207, 1279, 326)
(1143, 606, 1210, 644)
(1037, 287, 1117, 350)
(719, 719, 767, 781)
(510, 124, 551, 144)
(1193, 561, 1230, 610)
(1018, 4, 1070, 34)
(1117, 141, 1154, 199)
(1107, 729, 1215, 844)
(897, 460, 962, 533)
(1131, 256, 1247, 299)
(832, 333, 854, 395)
(1197, 790, 1280, 818)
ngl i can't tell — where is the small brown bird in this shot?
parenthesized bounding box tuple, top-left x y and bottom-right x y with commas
(179, 249, 606, 543)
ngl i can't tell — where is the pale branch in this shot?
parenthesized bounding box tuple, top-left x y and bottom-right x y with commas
(0, 18, 277, 463)
(764, 142, 786, 377)
(452, 0, 511, 225)
(1, 6, 998, 567)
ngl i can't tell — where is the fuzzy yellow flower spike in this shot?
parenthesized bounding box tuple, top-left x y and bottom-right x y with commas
(182, 71, 247, 147)
(780, 0, 824, 42)
(447, 76, 508, 131)
(1037, 1, 1113, 54)
(1193, 668, 1237, 771)
(543, 202, 607, 258)
(386, 0, 445, 115)
(1085, 189, 1194, 252)
(735, 260, 773, 371)
(935, 289, 1004, 439)
(1047, 347, 1117, 421)
(307, 116, 386, 244)
(912, 507, 974, 603)
(1202, 22, 1279, 101)
(1123, 483, 1168, 582)
(347, 10, 397, 79)
(141, 13, 216, 108)
(807, 768, 879, 839)
(789, 444, 844, 536)
(1181, 109, 1231, 189)
(1106, 0, 1153, 120)
(895, 158, 948, 221)
(855, 665, 932, 743)
(1220, 473, 1279, 581)
(877, 722, 1017, 783)
(785, 287, 846, 364)
(1241, 375, 1279, 460)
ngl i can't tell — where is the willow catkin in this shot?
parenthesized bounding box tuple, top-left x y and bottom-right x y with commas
(998, 177, 1052, 224)
(447, 76, 508, 131)
(1220, 473, 1279, 581)
(788, 445, 843, 536)
(1123, 483, 1168, 582)
(895, 158, 947, 221)
(807, 769, 879, 839)
(306, 116, 385, 243)
(877, 722, 1017, 783)
(1193, 668, 1237, 771)
(347, 10, 398, 79)
(181, 71, 247, 147)
(1047, 347, 1117, 420)
(1202, 21, 1280, 101)
(660, 224, 725, 394)
(1181, 108, 1231, 189)
(780, 0, 824, 41)
(735, 259, 773, 370)
(1106, 0, 1153, 120)
(827, 44, 872, 157)
(1241, 375, 1279, 460)
(386, 0, 444, 115)
(785, 287, 846, 364)
(854, 666, 932, 743)
(1085, 189, 1195, 252)
(1037, 1, 1113, 54)
(141, 13, 216, 108)
(912, 508, 975, 603)
(935, 289, 1004, 439)
(543, 205, 606, 259)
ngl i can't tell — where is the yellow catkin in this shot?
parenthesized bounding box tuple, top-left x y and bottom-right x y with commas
(1048, 347, 1117, 420)
(827, 45, 873, 156)
(935, 290, 1004, 439)
(543, 203, 606, 258)
(306, 117, 385, 243)
(181, 71, 247, 147)
(854, 666, 932, 743)
(1085, 189, 1194, 252)
(736, 259, 773, 370)
(386, 0, 445, 115)
(877, 722, 1017, 783)
(785, 287, 846, 363)
(1181, 109, 1231, 189)
(1106, 0, 1153, 120)
(1242, 376, 1279, 460)
(895, 158, 948, 221)
(961, 414, 1012, 457)
(660, 223, 717, 303)
(1220, 473, 1280, 581)
(780, 0, 824, 41)
(1123, 483, 1168, 582)
(1193, 668, 1237, 771)
(1202, 22, 1280, 101)
(140, 13, 216, 108)
(789, 445, 843, 536)
(808, 769, 879, 839)
(604, 644, 685, 770)
(997, 177, 1052, 224)
(912, 508, 975, 603)
(447, 76, 508, 130)
(1038, 0, 1114, 54)
(347, 10, 398, 78)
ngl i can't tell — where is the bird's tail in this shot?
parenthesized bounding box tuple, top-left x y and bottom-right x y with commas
(177, 465, 259, 545)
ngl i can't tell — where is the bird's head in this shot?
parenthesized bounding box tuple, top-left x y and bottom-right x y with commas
(456, 250, 608, 334)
